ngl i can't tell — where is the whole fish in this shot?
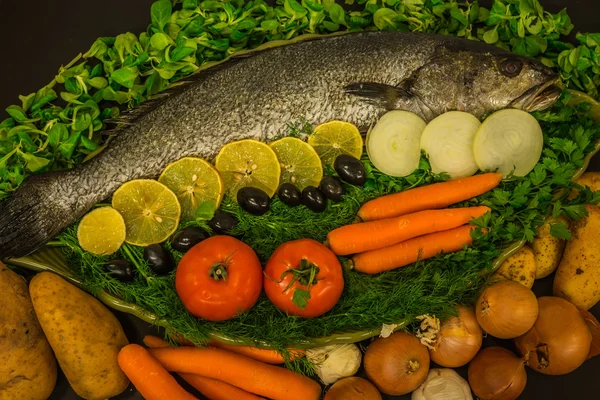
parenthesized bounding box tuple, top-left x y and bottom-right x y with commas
(0, 31, 559, 259)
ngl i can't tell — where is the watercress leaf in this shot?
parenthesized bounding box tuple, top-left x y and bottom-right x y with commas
(151, 0, 173, 32)
(60, 92, 82, 104)
(64, 77, 82, 94)
(292, 288, 311, 309)
(328, 3, 346, 25)
(302, 0, 324, 13)
(86, 77, 108, 89)
(550, 222, 572, 240)
(170, 46, 196, 62)
(284, 0, 308, 19)
(237, 17, 258, 31)
(110, 67, 139, 89)
(73, 112, 92, 132)
(80, 135, 99, 151)
(5, 106, 28, 123)
(84, 38, 109, 59)
(150, 32, 173, 51)
(450, 6, 468, 26)
(373, 8, 399, 30)
(183, 0, 198, 10)
(19, 93, 36, 112)
(261, 20, 280, 31)
(31, 87, 58, 112)
(19, 152, 50, 173)
(58, 132, 81, 160)
(483, 27, 499, 44)
(48, 123, 68, 147)
(322, 21, 339, 31)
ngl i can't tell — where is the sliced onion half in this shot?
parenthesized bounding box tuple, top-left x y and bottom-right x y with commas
(420, 111, 481, 179)
(473, 109, 543, 178)
(366, 111, 426, 177)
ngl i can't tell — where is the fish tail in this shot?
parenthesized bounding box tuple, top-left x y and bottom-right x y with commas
(0, 171, 77, 259)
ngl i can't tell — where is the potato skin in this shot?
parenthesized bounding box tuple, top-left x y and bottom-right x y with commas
(0, 264, 57, 400)
(532, 216, 568, 279)
(570, 172, 600, 199)
(553, 205, 600, 310)
(30, 272, 129, 400)
(490, 246, 536, 288)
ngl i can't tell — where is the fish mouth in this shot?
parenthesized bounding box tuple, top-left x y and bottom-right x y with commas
(511, 77, 562, 112)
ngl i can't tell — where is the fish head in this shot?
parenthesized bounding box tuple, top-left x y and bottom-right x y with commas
(408, 41, 560, 118)
(469, 53, 560, 113)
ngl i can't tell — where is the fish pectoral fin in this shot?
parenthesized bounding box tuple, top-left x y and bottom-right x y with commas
(344, 82, 413, 109)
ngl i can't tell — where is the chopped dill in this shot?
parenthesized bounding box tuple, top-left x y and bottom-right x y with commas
(56, 98, 600, 373)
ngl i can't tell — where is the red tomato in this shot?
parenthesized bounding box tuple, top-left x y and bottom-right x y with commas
(264, 239, 344, 318)
(175, 235, 262, 321)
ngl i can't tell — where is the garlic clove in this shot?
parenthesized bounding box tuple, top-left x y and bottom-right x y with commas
(412, 368, 472, 400)
(306, 343, 362, 385)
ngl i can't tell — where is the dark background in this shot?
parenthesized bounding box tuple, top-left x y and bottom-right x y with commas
(0, 0, 598, 399)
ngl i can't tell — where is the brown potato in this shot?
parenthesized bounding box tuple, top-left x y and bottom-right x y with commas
(0, 264, 56, 400)
(490, 246, 536, 288)
(30, 272, 129, 400)
(553, 205, 600, 310)
(532, 216, 568, 279)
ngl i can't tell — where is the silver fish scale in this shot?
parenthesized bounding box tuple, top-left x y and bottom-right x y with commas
(0, 31, 558, 258)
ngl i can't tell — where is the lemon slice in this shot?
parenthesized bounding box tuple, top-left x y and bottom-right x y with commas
(308, 121, 363, 166)
(77, 207, 126, 255)
(111, 179, 181, 246)
(158, 157, 224, 220)
(270, 137, 323, 190)
(215, 139, 281, 198)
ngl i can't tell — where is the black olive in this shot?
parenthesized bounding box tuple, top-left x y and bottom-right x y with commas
(104, 260, 134, 282)
(301, 186, 327, 212)
(319, 176, 344, 202)
(171, 227, 209, 253)
(277, 183, 301, 206)
(143, 244, 175, 275)
(208, 211, 238, 234)
(334, 154, 366, 186)
(237, 187, 270, 216)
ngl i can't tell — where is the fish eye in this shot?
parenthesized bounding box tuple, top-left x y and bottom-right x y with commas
(500, 59, 523, 78)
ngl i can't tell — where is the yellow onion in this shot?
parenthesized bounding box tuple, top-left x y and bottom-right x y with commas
(364, 331, 430, 395)
(515, 296, 592, 375)
(476, 280, 538, 339)
(429, 306, 482, 367)
(468, 346, 527, 400)
(324, 377, 382, 400)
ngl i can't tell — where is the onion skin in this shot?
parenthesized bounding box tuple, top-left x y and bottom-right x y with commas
(515, 296, 592, 375)
(468, 346, 527, 400)
(579, 309, 600, 359)
(430, 305, 482, 367)
(476, 280, 538, 339)
(364, 331, 430, 396)
(324, 377, 382, 400)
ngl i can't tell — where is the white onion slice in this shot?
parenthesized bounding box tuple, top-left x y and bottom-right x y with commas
(366, 110, 426, 177)
(420, 111, 481, 179)
(473, 109, 543, 178)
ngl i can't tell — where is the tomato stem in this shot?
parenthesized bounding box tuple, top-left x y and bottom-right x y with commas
(208, 252, 235, 281)
(280, 258, 321, 293)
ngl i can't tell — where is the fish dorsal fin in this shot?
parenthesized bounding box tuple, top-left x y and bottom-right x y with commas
(108, 31, 355, 127)
(344, 82, 413, 110)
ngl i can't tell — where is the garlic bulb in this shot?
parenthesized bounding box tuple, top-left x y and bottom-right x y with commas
(306, 343, 362, 385)
(412, 369, 472, 400)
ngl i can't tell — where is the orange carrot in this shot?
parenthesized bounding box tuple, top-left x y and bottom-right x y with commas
(145, 334, 302, 365)
(148, 346, 321, 400)
(209, 340, 305, 364)
(327, 206, 490, 256)
(180, 374, 263, 400)
(144, 336, 262, 399)
(117, 344, 197, 400)
(144, 335, 173, 348)
(350, 225, 478, 274)
(358, 172, 502, 221)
